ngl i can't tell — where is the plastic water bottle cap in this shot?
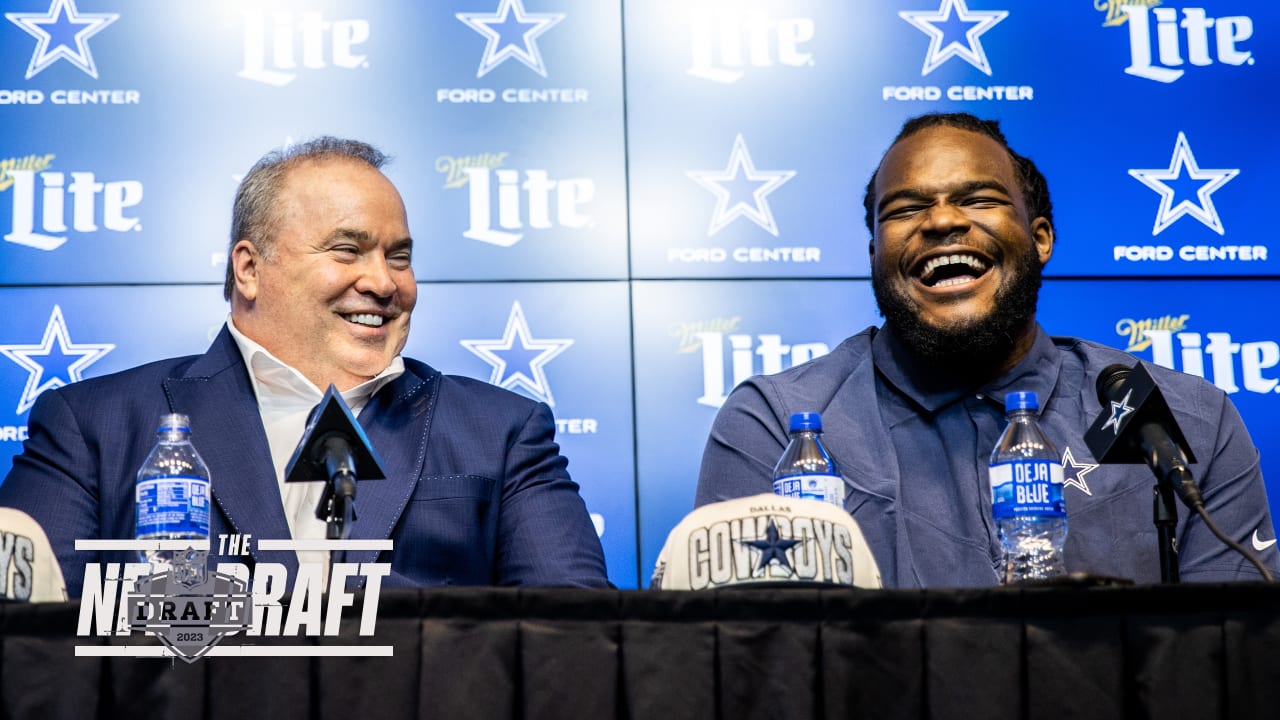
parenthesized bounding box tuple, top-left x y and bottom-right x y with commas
(1004, 391, 1039, 413)
(789, 412, 822, 432)
(157, 413, 191, 433)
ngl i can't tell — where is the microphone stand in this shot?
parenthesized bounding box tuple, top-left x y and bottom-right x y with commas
(1152, 476, 1180, 584)
(317, 434, 359, 540)
(1142, 423, 1193, 584)
(1088, 363, 1274, 583)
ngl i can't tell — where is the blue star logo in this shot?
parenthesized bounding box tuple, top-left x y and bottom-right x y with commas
(5, 0, 118, 80)
(1061, 446, 1098, 497)
(899, 0, 1007, 76)
(687, 134, 795, 237)
(456, 0, 565, 79)
(1128, 132, 1238, 236)
(460, 301, 573, 407)
(0, 305, 114, 414)
(1100, 388, 1135, 436)
(742, 520, 802, 576)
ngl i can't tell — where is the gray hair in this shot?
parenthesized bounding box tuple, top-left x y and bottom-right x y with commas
(223, 136, 390, 300)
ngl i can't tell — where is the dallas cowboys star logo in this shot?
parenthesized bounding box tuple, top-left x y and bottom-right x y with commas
(1061, 446, 1098, 497)
(1128, 132, 1239, 236)
(0, 305, 114, 414)
(899, 0, 1007, 76)
(687, 134, 795, 237)
(1100, 388, 1135, 436)
(5, 0, 118, 80)
(460, 301, 572, 407)
(456, 0, 565, 79)
(741, 520, 801, 576)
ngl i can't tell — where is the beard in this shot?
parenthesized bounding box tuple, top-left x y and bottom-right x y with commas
(872, 243, 1043, 383)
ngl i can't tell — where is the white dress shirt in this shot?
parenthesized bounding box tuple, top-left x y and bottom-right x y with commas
(226, 318, 404, 583)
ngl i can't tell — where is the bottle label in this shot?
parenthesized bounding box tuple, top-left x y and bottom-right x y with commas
(773, 473, 845, 508)
(989, 460, 1065, 519)
(136, 475, 210, 538)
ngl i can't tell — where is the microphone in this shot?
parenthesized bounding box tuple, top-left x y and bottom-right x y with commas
(1085, 363, 1202, 510)
(284, 385, 387, 539)
(1086, 362, 1272, 583)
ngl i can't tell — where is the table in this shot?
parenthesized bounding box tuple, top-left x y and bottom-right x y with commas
(3, 582, 1278, 719)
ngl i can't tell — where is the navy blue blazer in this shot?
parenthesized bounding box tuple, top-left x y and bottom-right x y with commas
(0, 327, 609, 597)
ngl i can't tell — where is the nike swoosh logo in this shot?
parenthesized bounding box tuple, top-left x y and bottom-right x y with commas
(1252, 529, 1277, 552)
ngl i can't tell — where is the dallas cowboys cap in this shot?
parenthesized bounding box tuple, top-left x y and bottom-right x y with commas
(650, 494, 882, 590)
(0, 507, 68, 603)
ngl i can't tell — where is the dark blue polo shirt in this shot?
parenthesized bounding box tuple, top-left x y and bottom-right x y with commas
(697, 323, 1278, 587)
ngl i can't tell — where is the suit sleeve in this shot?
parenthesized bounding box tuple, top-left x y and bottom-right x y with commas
(1177, 391, 1280, 581)
(493, 401, 610, 587)
(695, 378, 789, 507)
(0, 388, 101, 598)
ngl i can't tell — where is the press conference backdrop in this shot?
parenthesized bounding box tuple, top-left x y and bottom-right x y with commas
(0, 1, 1274, 588)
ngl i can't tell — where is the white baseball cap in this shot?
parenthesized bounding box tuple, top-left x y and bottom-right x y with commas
(650, 494, 882, 590)
(0, 507, 69, 603)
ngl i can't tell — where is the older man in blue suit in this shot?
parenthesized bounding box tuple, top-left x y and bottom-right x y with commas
(0, 137, 609, 597)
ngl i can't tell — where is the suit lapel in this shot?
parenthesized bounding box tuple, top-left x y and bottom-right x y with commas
(162, 328, 297, 575)
(159, 329, 438, 574)
(339, 363, 438, 566)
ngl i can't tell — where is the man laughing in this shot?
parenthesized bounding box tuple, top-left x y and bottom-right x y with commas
(695, 112, 1278, 587)
(1, 137, 609, 596)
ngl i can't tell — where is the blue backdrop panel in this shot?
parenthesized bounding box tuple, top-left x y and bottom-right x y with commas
(0, 0, 628, 283)
(631, 279, 882, 582)
(625, 0, 878, 279)
(0, 286, 229, 477)
(624, 0, 1272, 279)
(402, 281, 637, 587)
(409, 0, 629, 281)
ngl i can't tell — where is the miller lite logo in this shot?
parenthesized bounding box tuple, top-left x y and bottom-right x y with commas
(4, 167, 143, 251)
(1119, 5, 1254, 83)
(691, 328, 828, 408)
(1119, 316, 1280, 395)
(461, 166, 594, 247)
(686, 6, 815, 83)
(238, 9, 370, 86)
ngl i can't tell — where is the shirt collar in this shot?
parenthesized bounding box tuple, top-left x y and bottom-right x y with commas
(225, 316, 405, 412)
(872, 322, 1061, 415)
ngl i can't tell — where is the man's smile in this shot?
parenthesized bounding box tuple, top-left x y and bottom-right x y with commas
(342, 312, 386, 328)
(909, 248, 994, 294)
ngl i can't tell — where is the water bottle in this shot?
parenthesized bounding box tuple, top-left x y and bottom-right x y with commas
(773, 412, 845, 508)
(989, 391, 1067, 583)
(134, 413, 210, 581)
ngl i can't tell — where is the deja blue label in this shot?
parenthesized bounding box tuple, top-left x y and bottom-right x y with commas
(989, 460, 1065, 519)
(774, 473, 845, 508)
(136, 476, 210, 538)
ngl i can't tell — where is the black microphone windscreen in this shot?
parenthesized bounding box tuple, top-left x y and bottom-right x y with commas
(284, 385, 386, 484)
(1095, 363, 1132, 406)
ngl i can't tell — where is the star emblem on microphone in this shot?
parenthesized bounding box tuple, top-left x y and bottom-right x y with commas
(1100, 388, 1135, 436)
(742, 520, 801, 576)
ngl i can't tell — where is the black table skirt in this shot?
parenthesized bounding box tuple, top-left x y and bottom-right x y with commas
(3, 583, 1278, 719)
